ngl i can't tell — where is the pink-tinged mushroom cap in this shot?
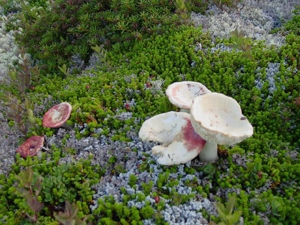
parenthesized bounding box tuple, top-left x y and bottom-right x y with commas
(16, 136, 44, 158)
(166, 81, 211, 112)
(43, 102, 72, 128)
(139, 111, 206, 165)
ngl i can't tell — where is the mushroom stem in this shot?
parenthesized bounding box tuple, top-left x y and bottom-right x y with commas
(179, 108, 190, 113)
(42, 146, 51, 152)
(198, 142, 218, 162)
(61, 122, 73, 130)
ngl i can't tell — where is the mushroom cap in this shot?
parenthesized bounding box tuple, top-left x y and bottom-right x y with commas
(166, 81, 211, 110)
(43, 102, 72, 128)
(190, 93, 253, 145)
(16, 136, 44, 158)
(139, 111, 206, 165)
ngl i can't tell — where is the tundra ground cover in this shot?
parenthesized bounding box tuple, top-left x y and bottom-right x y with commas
(0, 0, 300, 224)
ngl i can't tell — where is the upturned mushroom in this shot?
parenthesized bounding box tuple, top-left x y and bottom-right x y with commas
(139, 111, 206, 165)
(43, 102, 72, 128)
(16, 135, 45, 158)
(190, 92, 254, 162)
(166, 81, 211, 113)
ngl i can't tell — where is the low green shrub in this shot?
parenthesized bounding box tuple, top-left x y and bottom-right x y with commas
(7, 0, 208, 76)
(0, 151, 104, 224)
(284, 6, 300, 35)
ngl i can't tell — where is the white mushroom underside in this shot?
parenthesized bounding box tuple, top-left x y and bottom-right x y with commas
(191, 93, 253, 145)
(139, 111, 206, 165)
(139, 111, 190, 145)
(166, 81, 211, 109)
(152, 141, 200, 165)
(202, 106, 241, 134)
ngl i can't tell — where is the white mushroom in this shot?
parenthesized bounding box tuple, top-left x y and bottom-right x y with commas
(139, 111, 206, 165)
(166, 81, 211, 113)
(190, 92, 254, 162)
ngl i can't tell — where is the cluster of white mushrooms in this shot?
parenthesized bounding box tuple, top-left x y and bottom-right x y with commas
(139, 81, 254, 165)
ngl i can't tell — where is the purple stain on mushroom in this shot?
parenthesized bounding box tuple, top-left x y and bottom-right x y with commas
(182, 118, 206, 152)
(139, 111, 207, 165)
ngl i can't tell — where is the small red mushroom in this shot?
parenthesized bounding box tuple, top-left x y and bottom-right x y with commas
(124, 102, 131, 111)
(146, 82, 152, 88)
(43, 102, 72, 128)
(154, 196, 160, 204)
(16, 136, 44, 158)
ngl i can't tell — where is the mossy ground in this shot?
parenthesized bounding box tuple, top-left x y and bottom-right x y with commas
(0, 1, 300, 224)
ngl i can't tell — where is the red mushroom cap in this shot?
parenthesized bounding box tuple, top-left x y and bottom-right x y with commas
(43, 102, 72, 128)
(16, 136, 44, 158)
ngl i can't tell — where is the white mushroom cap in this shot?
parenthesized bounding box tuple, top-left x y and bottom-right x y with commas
(166, 81, 211, 111)
(190, 93, 253, 145)
(43, 102, 72, 128)
(139, 111, 206, 165)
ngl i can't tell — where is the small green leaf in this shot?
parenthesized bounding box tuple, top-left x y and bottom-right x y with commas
(216, 203, 230, 224)
(16, 167, 34, 188)
(225, 196, 237, 215)
(215, 202, 226, 214)
(58, 64, 70, 76)
(226, 210, 242, 224)
(91, 45, 101, 53)
(216, 196, 242, 225)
